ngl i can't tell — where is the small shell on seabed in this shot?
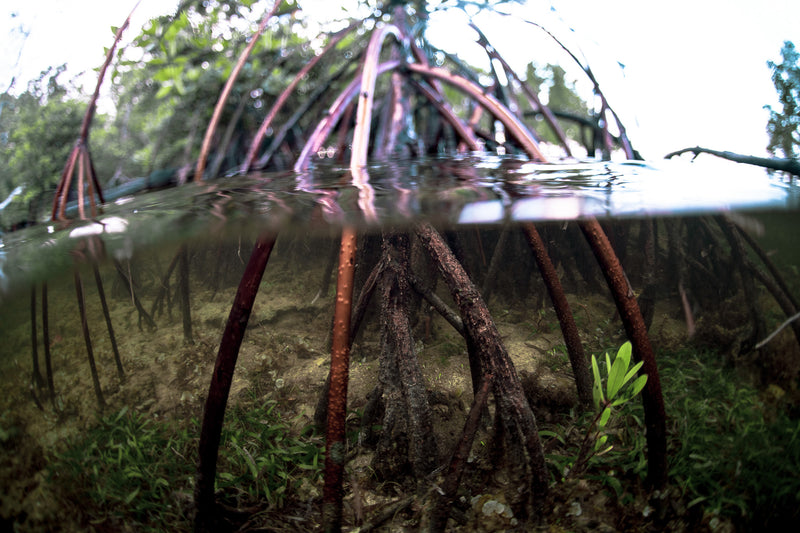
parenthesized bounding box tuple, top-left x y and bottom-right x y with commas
(469, 493, 518, 530)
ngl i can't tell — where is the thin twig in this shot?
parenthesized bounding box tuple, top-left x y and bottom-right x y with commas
(756, 311, 800, 349)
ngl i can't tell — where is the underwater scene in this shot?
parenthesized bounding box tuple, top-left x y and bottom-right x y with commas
(2, 2, 800, 531)
(1, 158, 800, 532)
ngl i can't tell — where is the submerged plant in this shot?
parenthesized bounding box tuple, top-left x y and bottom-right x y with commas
(570, 341, 648, 477)
(47, 402, 323, 530)
(48, 407, 196, 530)
(216, 399, 324, 509)
(661, 349, 800, 528)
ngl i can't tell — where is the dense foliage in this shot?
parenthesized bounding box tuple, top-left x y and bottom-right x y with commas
(766, 40, 800, 159)
(1, 0, 591, 231)
(0, 68, 85, 228)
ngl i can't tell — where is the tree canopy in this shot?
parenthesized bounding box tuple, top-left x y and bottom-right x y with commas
(766, 40, 799, 159)
(0, 68, 87, 228)
(1, 0, 597, 231)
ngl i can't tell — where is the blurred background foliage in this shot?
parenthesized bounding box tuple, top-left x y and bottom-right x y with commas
(1, 0, 795, 231)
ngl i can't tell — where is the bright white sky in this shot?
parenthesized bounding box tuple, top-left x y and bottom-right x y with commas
(1, 0, 798, 160)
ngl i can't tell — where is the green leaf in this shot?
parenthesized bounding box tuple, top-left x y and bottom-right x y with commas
(539, 429, 566, 445)
(155, 84, 173, 99)
(597, 444, 613, 455)
(124, 487, 140, 504)
(606, 359, 625, 400)
(174, 77, 186, 95)
(153, 65, 183, 82)
(607, 342, 632, 400)
(622, 360, 645, 387)
(687, 495, 708, 508)
(598, 407, 611, 429)
(591, 354, 604, 407)
(617, 341, 632, 367)
(630, 374, 648, 397)
(604, 475, 624, 497)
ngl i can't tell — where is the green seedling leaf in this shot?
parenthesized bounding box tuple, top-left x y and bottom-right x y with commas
(622, 360, 645, 388)
(630, 374, 648, 397)
(617, 341, 632, 365)
(591, 354, 605, 407)
(607, 341, 632, 400)
(598, 407, 612, 429)
(612, 373, 648, 407)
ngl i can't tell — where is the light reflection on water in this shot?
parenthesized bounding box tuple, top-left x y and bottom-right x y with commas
(0, 155, 797, 297)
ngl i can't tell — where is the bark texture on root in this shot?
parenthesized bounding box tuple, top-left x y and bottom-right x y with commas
(415, 222, 549, 515)
(579, 218, 668, 488)
(372, 231, 438, 479)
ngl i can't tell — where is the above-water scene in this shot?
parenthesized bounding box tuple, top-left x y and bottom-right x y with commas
(1, 1, 800, 532)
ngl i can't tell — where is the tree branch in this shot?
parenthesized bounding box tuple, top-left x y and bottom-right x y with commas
(665, 146, 800, 176)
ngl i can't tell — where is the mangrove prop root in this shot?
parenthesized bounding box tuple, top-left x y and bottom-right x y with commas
(481, 225, 510, 303)
(195, 232, 277, 533)
(179, 246, 193, 344)
(521, 222, 592, 407)
(734, 221, 800, 311)
(150, 249, 181, 319)
(314, 250, 386, 431)
(42, 283, 56, 404)
(113, 259, 157, 331)
(349, 253, 388, 348)
(750, 261, 800, 349)
(30, 286, 45, 390)
(732, 220, 800, 349)
(314, 239, 340, 304)
(578, 218, 667, 488)
(415, 221, 549, 510)
(243, 21, 360, 173)
(92, 262, 124, 380)
(715, 217, 768, 345)
(375, 231, 438, 478)
(429, 376, 493, 532)
(73, 270, 105, 411)
(323, 226, 358, 532)
(51, 5, 133, 220)
(408, 271, 465, 336)
(195, 0, 282, 181)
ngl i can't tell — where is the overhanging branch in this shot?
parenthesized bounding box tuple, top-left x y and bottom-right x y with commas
(665, 146, 800, 176)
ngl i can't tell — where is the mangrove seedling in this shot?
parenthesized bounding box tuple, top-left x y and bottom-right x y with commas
(570, 341, 648, 476)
